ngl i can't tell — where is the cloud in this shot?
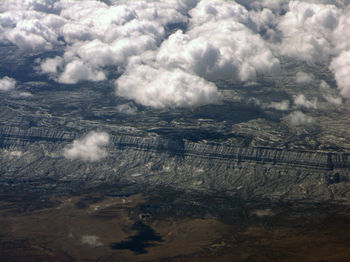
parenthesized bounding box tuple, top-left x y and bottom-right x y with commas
(293, 94, 317, 109)
(58, 59, 106, 84)
(0, 1, 63, 51)
(319, 80, 342, 105)
(81, 235, 102, 247)
(63, 131, 110, 162)
(329, 51, 350, 99)
(9, 0, 279, 108)
(252, 208, 274, 217)
(250, 0, 288, 12)
(268, 1, 350, 101)
(267, 100, 290, 111)
(277, 1, 339, 63)
(155, 0, 280, 82)
(2, 0, 350, 109)
(115, 65, 221, 108)
(116, 103, 138, 115)
(156, 26, 279, 82)
(0, 76, 16, 91)
(286, 111, 313, 126)
(113, 0, 280, 107)
(295, 71, 315, 84)
(4, 19, 58, 51)
(39, 56, 63, 74)
(39, 0, 188, 83)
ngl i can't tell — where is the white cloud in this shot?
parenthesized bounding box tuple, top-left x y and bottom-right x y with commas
(323, 94, 342, 105)
(332, 7, 350, 52)
(270, 1, 350, 100)
(63, 131, 110, 162)
(81, 235, 102, 247)
(319, 80, 342, 105)
(113, 0, 280, 108)
(294, 94, 317, 109)
(116, 103, 138, 115)
(277, 1, 339, 63)
(0, 76, 16, 91)
(252, 208, 274, 217)
(115, 65, 221, 108)
(188, 0, 253, 28)
(3, 0, 350, 108)
(267, 100, 290, 111)
(295, 71, 315, 84)
(250, 0, 288, 12)
(40, 1, 187, 84)
(0, 8, 62, 51)
(155, 1, 280, 83)
(58, 60, 106, 84)
(40, 56, 63, 74)
(286, 111, 313, 126)
(329, 51, 350, 99)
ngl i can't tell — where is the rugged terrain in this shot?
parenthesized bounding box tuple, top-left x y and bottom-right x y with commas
(1, 60, 350, 202)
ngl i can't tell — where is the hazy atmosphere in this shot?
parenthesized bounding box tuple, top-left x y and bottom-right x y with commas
(2, 0, 350, 261)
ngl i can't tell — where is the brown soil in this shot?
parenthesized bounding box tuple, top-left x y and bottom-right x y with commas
(1, 193, 350, 262)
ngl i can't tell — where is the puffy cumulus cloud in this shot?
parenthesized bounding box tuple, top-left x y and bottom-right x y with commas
(267, 100, 290, 111)
(250, 0, 288, 12)
(319, 80, 342, 105)
(116, 103, 138, 115)
(4, 18, 59, 51)
(25, 0, 279, 107)
(332, 7, 350, 52)
(272, 1, 350, 100)
(116, 0, 280, 108)
(0, 0, 189, 82)
(81, 235, 102, 247)
(40, 0, 189, 83)
(0, 0, 63, 51)
(0, 0, 60, 13)
(176, 0, 279, 81)
(0, 76, 16, 91)
(58, 59, 106, 84)
(286, 110, 313, 126)
(323, 94, 342, 105)
(293, 94, 317, 109)
(5, 0, 350, 108)
(329, 51, 350, 99)
(115, 65, 221, 108)
(251, 208, 275, 217)
(63, 131, 110, 162)
(188, 0, 253, 28)
(277, 1, 340, 63)
(1, 0, 281, 108)
(295, 71, 315, 84)
(157, 22, 279, 82)
(39, 56, 63, 74)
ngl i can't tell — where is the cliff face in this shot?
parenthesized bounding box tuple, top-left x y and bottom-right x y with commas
(1, 126, 350, 202)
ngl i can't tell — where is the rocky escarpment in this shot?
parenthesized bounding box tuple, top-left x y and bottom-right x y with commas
(1, 126, 348, 170)
(1, 126, 350, 202)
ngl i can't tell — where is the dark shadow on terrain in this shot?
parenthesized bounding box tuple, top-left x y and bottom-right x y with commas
(110, 221, 163, 254)
(190, 102, 266, 123)
(149, 127, 251, 143)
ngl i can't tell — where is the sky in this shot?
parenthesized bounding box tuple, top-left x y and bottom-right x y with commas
(1, 0, 350, 161)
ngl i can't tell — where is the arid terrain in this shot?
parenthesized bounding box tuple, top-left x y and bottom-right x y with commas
(2, 0, 350, 261)
(1, 187, 350, 262)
